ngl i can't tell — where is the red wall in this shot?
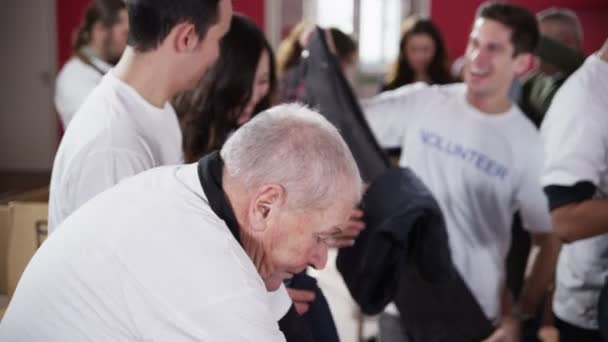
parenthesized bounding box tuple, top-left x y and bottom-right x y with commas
(431, 0, 608, 61)
(56, 0, 90, 68)
(233, 0, 265, 30)
(56, 0, 266, 68)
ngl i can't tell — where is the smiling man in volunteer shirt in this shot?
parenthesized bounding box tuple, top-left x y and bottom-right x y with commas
(0, 105, 362, 341)
(541, 38, 608, 341)
(363, 2, 560, 341)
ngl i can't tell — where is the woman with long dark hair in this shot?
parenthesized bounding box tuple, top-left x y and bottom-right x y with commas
(174, 14, 277, 163)
(382, 16, 452, 91)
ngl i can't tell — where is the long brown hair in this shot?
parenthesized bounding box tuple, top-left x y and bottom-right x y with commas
(382, 16, 452, 91)
(173, 15, 277, 163)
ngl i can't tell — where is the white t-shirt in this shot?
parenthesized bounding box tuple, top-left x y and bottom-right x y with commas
(363, 83, 551, 320)
(55, 54, 112, 128)
(0, 164, 287, 341)
(541, 54, 608, 330)
(48, 71, 183, 233)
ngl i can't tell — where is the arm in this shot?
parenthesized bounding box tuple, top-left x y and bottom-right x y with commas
(546, 184, 608, 242)
(361, 83, 428, 148)
(516, 232, 561, 315)
(482, 289, 519, 342)
(513, 135, 559, 317)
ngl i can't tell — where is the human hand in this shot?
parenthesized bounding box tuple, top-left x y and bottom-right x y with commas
(287, 288, 316, 315)
(326, 209, 366, 248)
(481, 316, 519, 342)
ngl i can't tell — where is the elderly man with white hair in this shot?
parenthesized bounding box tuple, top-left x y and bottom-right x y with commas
(0, 104, 363, 342)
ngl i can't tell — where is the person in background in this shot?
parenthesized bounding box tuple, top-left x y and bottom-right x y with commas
(174, 14, 276, 162)
(516, 7, 586, 127)
(55, 0, 129, 128)
(381, 16, 452, 91)
(277, 22, 358, 102)
(537, 7, 584, 77)
(0, 104, 363, 341)
(540, 37, 608, 342)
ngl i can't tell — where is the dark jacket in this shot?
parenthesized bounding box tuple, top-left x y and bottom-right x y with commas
(337, 167, 494, 341)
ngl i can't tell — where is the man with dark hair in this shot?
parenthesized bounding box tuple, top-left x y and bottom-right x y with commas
(49, 0, 232, 233)
(364, 2, 560, 341)
(55, 0, 128, 128)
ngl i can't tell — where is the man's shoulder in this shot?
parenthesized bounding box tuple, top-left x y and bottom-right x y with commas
(424, 83, 467, 108)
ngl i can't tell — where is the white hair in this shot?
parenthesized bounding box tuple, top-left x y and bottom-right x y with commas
(221, 103, 362, 209)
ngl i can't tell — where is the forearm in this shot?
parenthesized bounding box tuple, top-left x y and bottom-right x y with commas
(552, 199, 608, 242)
(516, 233, 561, 316)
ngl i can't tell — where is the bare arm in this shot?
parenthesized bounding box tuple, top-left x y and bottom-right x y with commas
(552, 199, 608, 243)
(516, 232, 561, 316)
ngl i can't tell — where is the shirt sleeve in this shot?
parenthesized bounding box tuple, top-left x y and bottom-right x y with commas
(516, 139, 552, 234)
(541, 103, 608, 188)
(543, 182, 596, 211)
(540, 58, 608, 189)
(361, 82, 429, 148)
(70, 149, 152, 215)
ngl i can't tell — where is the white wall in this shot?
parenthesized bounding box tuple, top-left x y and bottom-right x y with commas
(0, 0, 57, 171)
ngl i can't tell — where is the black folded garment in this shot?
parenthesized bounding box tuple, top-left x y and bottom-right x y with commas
(303, 28, 389, 183)
(337, 167, 451, 314)
(337, 168, 494, 341)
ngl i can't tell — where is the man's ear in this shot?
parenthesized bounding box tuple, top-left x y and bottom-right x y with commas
(169, 22, 199, 54)
(513, 52, 537, 78)
(248, 184, 285, 232)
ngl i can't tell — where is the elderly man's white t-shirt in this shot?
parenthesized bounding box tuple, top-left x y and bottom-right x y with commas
(541, 54, 608, 330)
(48, 71, 183, 233)
(363, 83, 551, 320)
(55, 54, 112, 128)
(0, 164, 287, 341)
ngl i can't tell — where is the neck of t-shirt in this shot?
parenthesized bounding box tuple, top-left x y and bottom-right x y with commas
(465, 90, 512, 115)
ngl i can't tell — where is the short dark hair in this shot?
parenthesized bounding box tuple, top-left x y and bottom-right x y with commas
(73, 0, 126, 53)
(126, 0, 220, 52)
(174, 15, 277, 162)
(477, 2, 540, 56)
